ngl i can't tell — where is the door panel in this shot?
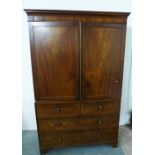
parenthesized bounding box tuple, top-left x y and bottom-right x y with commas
(81, 23, 125, 100)
(31, 22, 80, 101)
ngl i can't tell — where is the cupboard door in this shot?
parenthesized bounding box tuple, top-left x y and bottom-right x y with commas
(30, 22, 80, 101)
(81, 23, 126, 100)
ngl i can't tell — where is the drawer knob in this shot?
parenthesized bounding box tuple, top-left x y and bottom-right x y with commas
(98, 105, 103, 110)
(54, 107, 61, 112)
(97, 120, 102, 125)
(47, 137, 50, 141)
(57, 136, 63, 141)
(97, 133, 102, 139)
(54, 121, 62, 126)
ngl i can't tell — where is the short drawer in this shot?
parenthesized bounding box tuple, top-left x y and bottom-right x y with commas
(39, 128, 117, 147)
(37, 114, 118, 131)
(81, 101, 119, 116)
(36, 103, 80, 118)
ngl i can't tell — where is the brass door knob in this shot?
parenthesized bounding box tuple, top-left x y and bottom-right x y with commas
(115, 80, 118, 84)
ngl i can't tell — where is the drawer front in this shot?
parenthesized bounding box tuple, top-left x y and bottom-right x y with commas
(37, 114, 118, 131)
(39, 128, 117, 147)
(81, 101, 119, 116)
(36, 103, 80, 118)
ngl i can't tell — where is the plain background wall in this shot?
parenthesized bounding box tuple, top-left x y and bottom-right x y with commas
(22, 0, 132, 130)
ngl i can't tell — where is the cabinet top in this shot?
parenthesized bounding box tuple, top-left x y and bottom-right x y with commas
(24, 9, 130, 17)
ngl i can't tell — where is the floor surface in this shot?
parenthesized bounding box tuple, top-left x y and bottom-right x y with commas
(119, 126, 132, 155)
(22, 126, 132, 155)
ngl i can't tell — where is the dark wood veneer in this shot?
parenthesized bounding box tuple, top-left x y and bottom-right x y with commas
(36, 103, 80, 118)
(39, 128, 117, 148)
(31, 21, 80, 101)
(82, 23, 125, 100)
(25, 9, 129, 154)
(37, 115, 118, 131)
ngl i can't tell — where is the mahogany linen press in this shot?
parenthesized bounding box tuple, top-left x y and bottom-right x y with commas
(25, 10, 130, 154)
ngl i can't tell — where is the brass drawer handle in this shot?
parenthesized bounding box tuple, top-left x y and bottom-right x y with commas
(47, 137, 50, 141)
(98, 105, 103, 110)
(50, 121, 62, 127)
(57, 136, 63, 141)
(97, 133, 102, 139)
(97, 119, 102, 125)
(54, 107, 61, 112)
(53, 121, 62, 126)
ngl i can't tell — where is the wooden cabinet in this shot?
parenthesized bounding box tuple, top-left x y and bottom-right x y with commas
(25, 10, 129, 154)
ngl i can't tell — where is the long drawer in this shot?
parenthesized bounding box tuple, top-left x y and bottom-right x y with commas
(37, 114, 118, 131)
(39, 128, 117, 147)
(36, 103, 80, 118)
(81, 100, 119, 116)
